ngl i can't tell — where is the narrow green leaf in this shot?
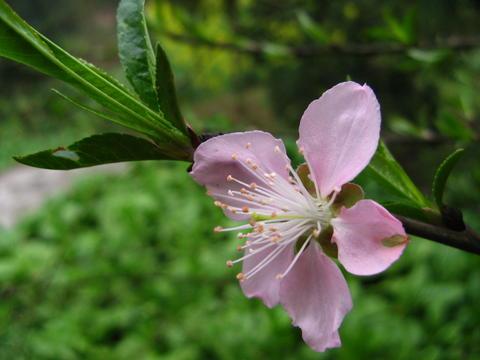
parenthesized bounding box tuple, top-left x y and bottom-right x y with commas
(14, 133, 174, 170)
(366, 141, 429, 207)
(155, 43, 187, 134)
(117, 0, 158, 111)
(0, 0, 193, 160)
(432, 148, 465, 208)
(51, 89, 131, 126)
(381, 201, 431, 222)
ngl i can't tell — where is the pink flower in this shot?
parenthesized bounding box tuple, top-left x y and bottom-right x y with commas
(190, 82, 408, 352)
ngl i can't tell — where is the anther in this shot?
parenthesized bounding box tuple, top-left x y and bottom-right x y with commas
(242, 206, 249, 213)
(226, 260, 233, 267)
(275, 274, 283, 280)
(227, 175, 233, 182)
(228, 190, 234, 196)
(250, 182, 257, 190)
(245, 143, 251, 149)
(236, 273, 246, 281)
(312, 229, 320, 238)
(231, 153, 238, 160)
(214, 226, 223, 233)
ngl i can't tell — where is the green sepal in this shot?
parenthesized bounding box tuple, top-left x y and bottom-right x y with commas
(316, 226, 338, 259)
(296, 163, 316, 195)
(332, 183, 364, 212)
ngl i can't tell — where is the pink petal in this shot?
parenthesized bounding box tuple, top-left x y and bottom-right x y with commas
(331, 199, 408, 276)
(298, 82, 381, 198)
(241, 244, 294, 308)
(190, 131, 290, 220)
(279, 242, 352, 352)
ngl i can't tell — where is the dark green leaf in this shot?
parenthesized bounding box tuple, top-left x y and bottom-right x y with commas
(366, 141, 429, 207)
(432, 148, 465, 208)
(117, 0, 158, 111)
(0, 0, 192, 159)
(381, 201, 432, 223)
(155, 43, 187, 134)
(14, 133, 173, 170)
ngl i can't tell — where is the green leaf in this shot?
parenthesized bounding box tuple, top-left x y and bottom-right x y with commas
(155, 43, 187, 134)
(381, 201, 432, 223)
(366, 141, 429, 207)
(432, 148, 465, 208)
(0, 0, 193, 160)
(296, 11, 329, 44)
(117, 0, 158, 111)
(14, 133, 173, 170)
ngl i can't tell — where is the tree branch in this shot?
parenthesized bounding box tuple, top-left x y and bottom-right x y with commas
(395, 214, 480, 255)
(162, 32, 480, 58)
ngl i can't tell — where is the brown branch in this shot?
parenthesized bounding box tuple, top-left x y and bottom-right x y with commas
(163, 32, 480, 58)
(395, 214, 480, 255)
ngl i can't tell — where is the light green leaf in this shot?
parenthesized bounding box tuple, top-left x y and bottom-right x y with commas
(432, 148, 465, 208)
(14, 133, 174, 170)
(155, 43, 187, 134)
(117, 0, 158, 111)
(366, 141, 429, 207)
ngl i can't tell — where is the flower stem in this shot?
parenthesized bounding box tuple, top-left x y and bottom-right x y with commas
(394, 214, 480, 255)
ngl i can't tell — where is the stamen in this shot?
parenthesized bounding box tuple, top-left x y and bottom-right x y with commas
(236, 273, 246, 281)
(277, 235, 312, 279)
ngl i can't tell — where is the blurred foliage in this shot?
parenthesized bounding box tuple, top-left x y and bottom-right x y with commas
(149, 0, 480, 146)
(0, 163, 479, 359)
(1, 0, 480, 358)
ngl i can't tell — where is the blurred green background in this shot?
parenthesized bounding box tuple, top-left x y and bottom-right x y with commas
(1, 0, 480, 359)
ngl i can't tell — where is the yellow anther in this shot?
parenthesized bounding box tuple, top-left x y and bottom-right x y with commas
(231, 153, 238, 160)
(236, 273, 246, 281)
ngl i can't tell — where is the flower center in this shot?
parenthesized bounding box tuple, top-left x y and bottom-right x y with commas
(212, 144, 337, 282)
